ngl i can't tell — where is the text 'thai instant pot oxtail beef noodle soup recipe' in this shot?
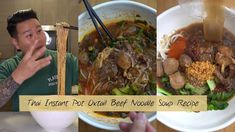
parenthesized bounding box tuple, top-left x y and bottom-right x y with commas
(157, 22, 235, 110)
(78, 20, 156, 117)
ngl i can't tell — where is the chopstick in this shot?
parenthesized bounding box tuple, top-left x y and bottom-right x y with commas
(82, 0, 106, 46)
(64, 25, 78, 30)
(53, 25, 78, 30)
(82, 0, 115, 43)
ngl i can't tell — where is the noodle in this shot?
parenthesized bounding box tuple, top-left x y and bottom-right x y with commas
(56, 22, 69, 95)
(203, 0, 225, 42)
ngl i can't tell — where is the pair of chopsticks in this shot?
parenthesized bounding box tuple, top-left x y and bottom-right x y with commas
(82, 0, 115, 45)
(63, 25, 78, 30)
(54, 25, 78, 30)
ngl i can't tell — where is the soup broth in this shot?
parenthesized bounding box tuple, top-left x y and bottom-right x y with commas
(79, 20, 156, 117)
(157, 23, 235, 110)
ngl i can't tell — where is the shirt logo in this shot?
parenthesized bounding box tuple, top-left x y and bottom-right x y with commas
(48, 75, 57, 87)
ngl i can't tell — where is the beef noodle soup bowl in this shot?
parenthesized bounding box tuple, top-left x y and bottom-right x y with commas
(79, 21, 156, 97)
(78, 1, 156, 130)
(157, 7, 235, 110)
(157, 5, 235, 131)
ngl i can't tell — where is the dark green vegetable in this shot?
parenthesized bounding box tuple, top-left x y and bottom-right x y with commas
(185, 83, 208, 95)
(112, 85, 142, 95)
(149, 79, 156, 95)
(112, 88, 125, 95)
(117, 20, 126, 29)
(178, 88, 191, 95)
(208, 91, 234, 101)
(157, 87, 172, 96)
(88, 49, 97, 62)
(208, 100, 228, 110)
(130, 85, 139, 93)
(109, 40, 117, 48)
(207, 90, 235, 110)
(160, 75, 169, 83)
(207, 80, 216, 91)
(134, 20, 147, 25)
(137, 28, 144, 38)
(119, 85, 130, 94)
(128, 88, 135, 95)
(144, 28, 156, 42)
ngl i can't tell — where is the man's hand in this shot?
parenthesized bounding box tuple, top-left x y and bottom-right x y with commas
(119, 112, 156, 132)
(11, 41, 52, 84)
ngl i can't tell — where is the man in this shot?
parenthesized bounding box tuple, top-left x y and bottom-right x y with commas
(0, 9, 78, 111)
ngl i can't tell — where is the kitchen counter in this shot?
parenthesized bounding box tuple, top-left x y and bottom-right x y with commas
(0, 112, 78, 132)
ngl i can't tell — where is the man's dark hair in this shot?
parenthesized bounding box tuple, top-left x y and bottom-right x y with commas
(7, 8, 38, 38)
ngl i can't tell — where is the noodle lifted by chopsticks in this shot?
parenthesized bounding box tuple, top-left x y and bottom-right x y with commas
(56, 22, 69, 95)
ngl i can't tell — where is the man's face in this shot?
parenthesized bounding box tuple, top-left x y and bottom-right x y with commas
(13, 18, 46, 54)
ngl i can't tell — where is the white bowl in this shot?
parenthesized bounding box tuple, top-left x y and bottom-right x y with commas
(31, 111, 77, 132)
(78, 0, 156, 130)
(157, 5, 235, 132)
(78, 112, 156, 131)
(79, 0, 156, 41)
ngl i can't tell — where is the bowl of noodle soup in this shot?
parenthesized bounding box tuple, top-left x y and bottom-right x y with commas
(157, 3, 235, 131)
(78, 0, 157, 130)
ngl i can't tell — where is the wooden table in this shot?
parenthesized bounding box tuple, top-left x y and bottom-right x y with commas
(78, 0, 156, 132)
(157, 0, 235, 132)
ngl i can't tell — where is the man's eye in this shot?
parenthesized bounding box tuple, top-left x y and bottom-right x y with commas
(26, 34, 33, 38)
(38, 29, 42, 33)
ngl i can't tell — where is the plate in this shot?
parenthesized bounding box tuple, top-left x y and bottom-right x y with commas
(157, 5, 235, 132)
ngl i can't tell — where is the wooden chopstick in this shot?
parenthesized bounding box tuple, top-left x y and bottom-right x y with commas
(84, 0, 114, 41)
(82, 0, 106, 46)
(64, 25, 78, 30)
(54, 25, 78, 30)
(82, 0, 115, 43)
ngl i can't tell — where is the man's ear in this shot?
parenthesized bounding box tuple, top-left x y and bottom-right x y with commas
(11, 38, 20, 50)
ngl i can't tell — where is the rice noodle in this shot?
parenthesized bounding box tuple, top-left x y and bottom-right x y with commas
(80, 69, 88, 79)
(56, 22, 69, 95)
(91, 81, 103, 95)
(157, 31, 184, 59)
(170, 33, 184, 44)
(95, 47, 114, 68)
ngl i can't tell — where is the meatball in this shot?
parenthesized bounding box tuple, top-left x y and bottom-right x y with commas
(157, 60, 164, 77)
(163, 58, 179, 75)
(179, 54, 192, 68)
(169, 71, 185, 89)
